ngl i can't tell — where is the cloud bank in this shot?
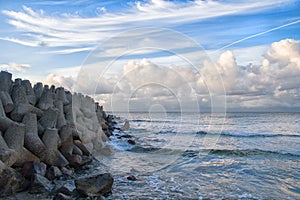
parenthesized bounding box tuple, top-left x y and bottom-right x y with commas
(43, 39, 300, 112)
(0, 62, 31, 72)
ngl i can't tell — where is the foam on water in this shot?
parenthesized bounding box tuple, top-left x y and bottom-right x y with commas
(103, 112, 300, 199)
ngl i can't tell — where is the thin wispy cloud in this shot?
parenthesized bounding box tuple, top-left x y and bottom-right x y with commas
(1, 0, 293, 53)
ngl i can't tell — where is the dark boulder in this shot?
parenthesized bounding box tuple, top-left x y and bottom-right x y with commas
(127, 139, 136, 145)
(46, 166, 63, 180)
(61, 167, 73, 178)
(53, 192, 72, 200)
(127, 175, 137, 181)
(56, 182, 75, 195)
(75, 173, 113, 197)
(22, 161, 47, 179)
(29, 174, 51, 194)
(0, 167, 26, 197)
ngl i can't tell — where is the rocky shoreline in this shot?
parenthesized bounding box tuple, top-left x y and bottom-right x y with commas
(0, 71, 126, 199)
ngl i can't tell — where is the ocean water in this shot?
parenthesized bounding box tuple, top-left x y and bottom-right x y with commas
(99, 112, 300, 199)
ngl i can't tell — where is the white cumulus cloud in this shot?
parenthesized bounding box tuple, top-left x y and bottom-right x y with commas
(42, 39, 300, 111)
(0, 62, 31, 72)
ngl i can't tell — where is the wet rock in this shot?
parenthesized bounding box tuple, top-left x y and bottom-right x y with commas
(101, 123, 109, 131)
(72, 144, 83, 156)
(98, 195, 106, 200)
(29, 173, 51, 194)
(22, 161, 47, 179)
(74, 140, 91, 156)
(120, 121, 130, 131)
(127, 175, 137, 181)
(61, 167, 73, 178)
(75, 173, 113, 197)
(117, 134, 132, 139)
(127, 139, 136, 145)
(46, 166, 62, 180)
(53, 192, 72, 200)
(68, 155, 92, 168)
(104, 130, 112, 138)
(56, 182, 75, 195)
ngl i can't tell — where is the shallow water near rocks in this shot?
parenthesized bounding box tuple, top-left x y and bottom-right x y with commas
(97, 112, 300, 199)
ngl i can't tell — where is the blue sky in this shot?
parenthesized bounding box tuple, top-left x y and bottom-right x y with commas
(0, 0, 299, 111)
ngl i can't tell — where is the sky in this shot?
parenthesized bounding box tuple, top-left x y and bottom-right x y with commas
(0, 0, 299, 112)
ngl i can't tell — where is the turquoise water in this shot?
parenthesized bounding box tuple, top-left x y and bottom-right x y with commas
(100, 112, 300, 199)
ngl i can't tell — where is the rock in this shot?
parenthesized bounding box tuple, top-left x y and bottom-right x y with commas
(0, 132, 17, 167)
(120, 121, 130, 131)
(0, 71, 12, 93)
(10, 103, 43, 122)
(22, 161, 47, 179)
(63, 104, 76, 128)
(56, 182, 75, 195)
(0, 116, 17, 132)
(127, 139, 136, 145)
(59, 143, 73, 159)
(42, 128, 69, 167)
(54, 100, 66, 130)
(75, 173, 114, 197)
(22, 113, 47, 159)
(39, 107, 59, 129)
(0, 91, 14, 113)
(0, 166, 26, 197)
(74, 140, 91, 156)
(29, 173, 51, 194)
(68, 155, 92, 168)
(104, 130, 112, 138)
(101, 123, 108, 130)
(96, 195, 106, 200)
(127, 175, 137, 181)
(53, 192, 72, 200)
(4, 123, 40, 165)
(106, 115, 113, 123)
(61, 167, 73, 178)
(37, 85, 54, 110)
(72, 144, 83, 156)
(46, 166, 62, 180)
(58, 126, 73, 155)
(117, 134, 132, 139)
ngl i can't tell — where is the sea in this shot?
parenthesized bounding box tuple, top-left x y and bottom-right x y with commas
(98, 112, 300, 200)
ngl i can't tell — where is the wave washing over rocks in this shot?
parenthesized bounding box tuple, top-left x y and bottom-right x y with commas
(0, 71, 129, 199)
